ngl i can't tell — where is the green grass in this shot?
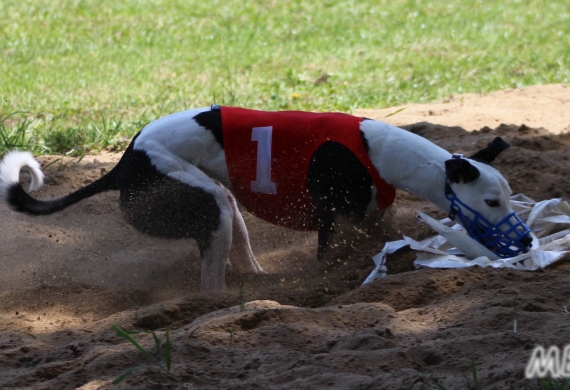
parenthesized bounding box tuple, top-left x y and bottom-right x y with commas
(537, 378, 570, 390)
(111, 324, 178, 384)
(1, 0, 569, 154)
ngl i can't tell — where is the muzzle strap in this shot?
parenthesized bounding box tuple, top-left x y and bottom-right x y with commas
(445, 182, 532, 258)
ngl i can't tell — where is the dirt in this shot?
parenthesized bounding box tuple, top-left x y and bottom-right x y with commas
(1, 84, 570, 390)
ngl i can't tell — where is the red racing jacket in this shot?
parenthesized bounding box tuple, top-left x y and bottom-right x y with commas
(221, 106, 396, 231)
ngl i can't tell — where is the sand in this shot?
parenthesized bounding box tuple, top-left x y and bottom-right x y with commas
(1, 83, 569, 389)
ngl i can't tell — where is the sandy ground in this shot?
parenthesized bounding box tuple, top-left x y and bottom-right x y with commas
(357, 83, 570, 135)
(1, 83, 570, 389)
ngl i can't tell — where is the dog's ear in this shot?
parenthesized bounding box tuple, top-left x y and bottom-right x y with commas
(445, 158, 480, 184)
(468, 137, 510, 165)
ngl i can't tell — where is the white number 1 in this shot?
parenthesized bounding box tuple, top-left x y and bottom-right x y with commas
(250, 126, 277, 194)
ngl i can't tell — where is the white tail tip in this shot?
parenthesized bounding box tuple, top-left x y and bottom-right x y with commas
(0, 151, 44, 197)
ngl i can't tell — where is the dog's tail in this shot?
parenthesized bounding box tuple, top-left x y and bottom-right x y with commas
(0, 150, 123, 215)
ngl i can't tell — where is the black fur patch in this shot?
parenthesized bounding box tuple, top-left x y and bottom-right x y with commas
(360, 130, 370, 152)
(445, 158, 480, 184)
(307, 141, 374, 258)
(118, 148, 221, 255)
(469, 137, 510, 165)
(194, 110, 224, 149)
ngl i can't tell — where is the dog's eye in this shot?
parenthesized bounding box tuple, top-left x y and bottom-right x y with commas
(485, 199, 500, 207)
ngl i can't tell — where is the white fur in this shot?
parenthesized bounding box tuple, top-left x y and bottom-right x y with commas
(360, 120, 451, 211)
(450, 160, 514, 225)
(360, 120, 516, 228)
(150, 153, 263, 291)
(0, 151, 44, 197)
(134, 112, 263, 291)
(199, 196, 233, 292)
(134, 108, 231, 187)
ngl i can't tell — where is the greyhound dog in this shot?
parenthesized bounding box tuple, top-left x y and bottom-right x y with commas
(0, 105, 532, 291)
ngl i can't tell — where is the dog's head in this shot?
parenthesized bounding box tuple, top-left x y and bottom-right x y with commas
(444, 137, 532, 257)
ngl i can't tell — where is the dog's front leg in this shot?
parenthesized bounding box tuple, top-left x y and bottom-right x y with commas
(308, 142, 376, 261)
(316, 212, 336, 260)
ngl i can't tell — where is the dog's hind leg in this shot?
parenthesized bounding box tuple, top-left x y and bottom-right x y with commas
(195, 201, 233, 293)
(219, 184, 264, 274)
(118, 149, 235, 292)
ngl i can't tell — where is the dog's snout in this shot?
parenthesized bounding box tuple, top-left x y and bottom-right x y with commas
(520, 233, 533, 248)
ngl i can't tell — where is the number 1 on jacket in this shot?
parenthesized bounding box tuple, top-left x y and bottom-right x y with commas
(250, 126, 277, 194)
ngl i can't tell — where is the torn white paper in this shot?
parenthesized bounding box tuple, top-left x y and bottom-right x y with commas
(363, 195, 570, 284)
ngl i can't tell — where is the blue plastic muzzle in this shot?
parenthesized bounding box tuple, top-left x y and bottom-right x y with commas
(445, 183, 532, 258)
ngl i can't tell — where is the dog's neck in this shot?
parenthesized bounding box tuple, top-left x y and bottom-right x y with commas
(361, 120, 452, 212)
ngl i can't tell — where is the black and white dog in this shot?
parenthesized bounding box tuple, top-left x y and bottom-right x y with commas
(0, 105, 532, 292)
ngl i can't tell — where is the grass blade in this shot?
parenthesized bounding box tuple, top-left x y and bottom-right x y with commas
(13, 329, 37, 339)
(125, 328, 165, 335)
(187, 326, 200, 341)
(431, 379, 447, 390)
(471, 358, 479, 389)
(111, 324, 154, 361)
(112, 364, 145, 385)
(384, 107, 407, 118)
(151, 331, 162, 350)
(164, 328, 172, 372)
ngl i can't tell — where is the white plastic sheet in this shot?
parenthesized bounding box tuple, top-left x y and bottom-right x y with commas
(363, 195, 570, 285)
